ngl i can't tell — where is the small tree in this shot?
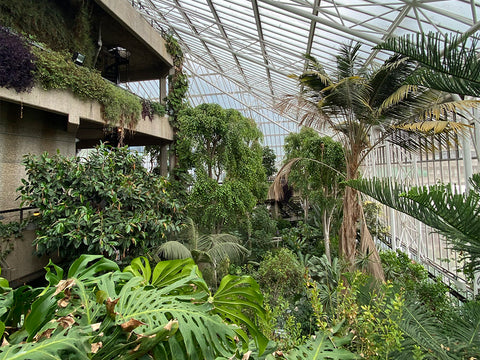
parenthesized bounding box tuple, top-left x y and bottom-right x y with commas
(18, 144, 182, 261)
(176, 103, 267, 233)
(272, 128, 346, 263)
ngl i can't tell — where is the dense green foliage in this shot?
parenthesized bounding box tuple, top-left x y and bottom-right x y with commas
(0, 255, 268, 359)
(262, 146, 277, 178)
(18, 145, 182, 261)
(177, 103, 267, 232)
(32, 45, 143, 130)
(0, 0, 96, 66)
(281, 128, 346, 262)
(257, 248, 304, 306)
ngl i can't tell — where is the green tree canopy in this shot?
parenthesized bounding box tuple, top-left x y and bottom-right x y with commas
(176, 103, 267, 232)
(280, 127, 346, 263)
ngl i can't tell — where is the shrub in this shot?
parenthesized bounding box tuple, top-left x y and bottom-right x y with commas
(0, 27, 35, 92)
(18, 144, 183, 261)
(257, 248, 304, 305)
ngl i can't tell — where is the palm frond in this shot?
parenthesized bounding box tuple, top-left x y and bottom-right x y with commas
(444, 301, 480, 357)
(391, 300, 451, 360)
(157, 241, 192, 260)
(275, 94, 332, 130)
(393, 120, 470, 135)
(336, 42, 362, 80)
(268, 157, 301, 201)
(205, 241, 249, 265)
(376, 84, 418, 115)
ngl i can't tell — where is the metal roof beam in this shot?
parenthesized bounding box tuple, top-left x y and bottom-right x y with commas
(257, 0, 383, 45)
(251, 0, 275, 96)
(206, 0, 251, 89)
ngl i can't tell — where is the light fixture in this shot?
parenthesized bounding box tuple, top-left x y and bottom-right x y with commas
(72, 52, 85, 65)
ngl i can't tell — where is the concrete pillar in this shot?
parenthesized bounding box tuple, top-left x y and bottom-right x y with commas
(160, 77, 167, 104)
(160, 143, 169, 176)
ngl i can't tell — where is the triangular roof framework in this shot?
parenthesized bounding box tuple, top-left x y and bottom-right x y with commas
(132, 0, 480, 158)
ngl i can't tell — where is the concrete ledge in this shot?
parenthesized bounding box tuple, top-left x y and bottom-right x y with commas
(94, 0, 173, 67)
(0, 86, 174, 141)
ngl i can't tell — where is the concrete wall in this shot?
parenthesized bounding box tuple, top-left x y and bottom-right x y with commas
(0, 100, 76, 211)
(0, 100, 75, 284)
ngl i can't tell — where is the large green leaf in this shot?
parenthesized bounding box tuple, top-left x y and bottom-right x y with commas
(67, 254, 119, 281)
(285, 330, 357, 359)
(212, 275, 268, 354)
(23, 287, 57, 342)
(0, 328, 89, 360)
(114, 275, 237, 360)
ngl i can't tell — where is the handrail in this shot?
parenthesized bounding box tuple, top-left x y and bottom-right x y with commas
(0, 207, 37, 222)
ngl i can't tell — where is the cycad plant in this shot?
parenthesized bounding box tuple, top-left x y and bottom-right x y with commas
(376, 32, 480, 98)
(156, 218, 249, 287)
(283, 43, 472, 280)
(347, 174, 480, 275)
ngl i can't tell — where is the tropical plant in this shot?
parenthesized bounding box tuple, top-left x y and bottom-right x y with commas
(272, 128, 345, 263)
(249, 205, 278, 262)
(0, 254, 268, 359)
(280, 323, 357, 360)
(347, 175, 480, 274)
(262, 146, 277, 178)
(17, 144, 182, 261)
(380, 250, 451, 317)
(257, 248, 304, 306)
(376, 32, 480, 98)
(0, 27, 36, 93)
(155, 218, 249, 287)
(283, 44, 471, 279)
(177, 103, 267, 232)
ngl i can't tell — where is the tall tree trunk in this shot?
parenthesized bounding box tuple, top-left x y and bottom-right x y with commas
(339, 147, 385, 280)
(359, 204, 385, 282)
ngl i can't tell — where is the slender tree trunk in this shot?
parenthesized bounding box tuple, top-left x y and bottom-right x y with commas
(322, 208, 332, 265)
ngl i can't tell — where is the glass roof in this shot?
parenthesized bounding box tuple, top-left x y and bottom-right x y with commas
(131, 0, 480, 161)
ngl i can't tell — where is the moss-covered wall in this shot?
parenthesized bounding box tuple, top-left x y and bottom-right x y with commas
(0, 0, 96, 66)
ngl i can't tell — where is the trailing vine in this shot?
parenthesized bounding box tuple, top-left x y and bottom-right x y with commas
(162, 33, 189, 125)
(31, 44, 142, 130)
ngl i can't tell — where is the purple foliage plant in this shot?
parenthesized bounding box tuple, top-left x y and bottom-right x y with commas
(0, 27, 36, 93)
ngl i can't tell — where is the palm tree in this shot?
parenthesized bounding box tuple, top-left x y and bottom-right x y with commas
(282, 43, 471, 280)
(156, 218, 249, 286)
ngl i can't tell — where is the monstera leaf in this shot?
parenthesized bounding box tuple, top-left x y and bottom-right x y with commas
(284, 328, 357, 360)
(1, 255, 248, 359)
(115, 272, 237, 359)
(0, 327, 89, 360)
(212, 274, 268, 354)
